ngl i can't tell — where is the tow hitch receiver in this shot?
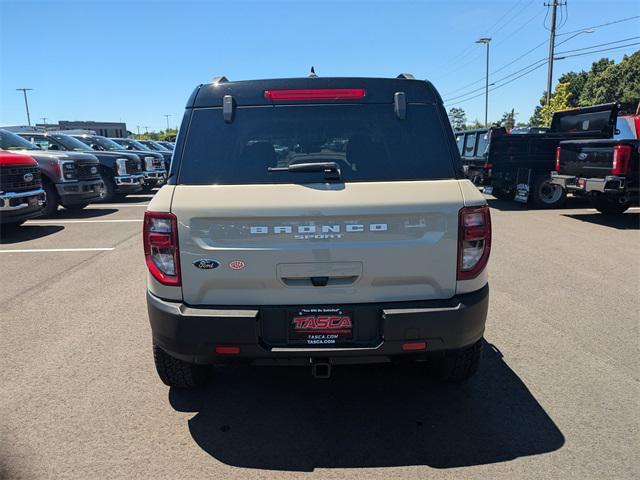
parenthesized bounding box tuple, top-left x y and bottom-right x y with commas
(311, 359, 331, 379)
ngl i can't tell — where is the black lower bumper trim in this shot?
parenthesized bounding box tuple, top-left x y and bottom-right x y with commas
(147, 285, 489, 365)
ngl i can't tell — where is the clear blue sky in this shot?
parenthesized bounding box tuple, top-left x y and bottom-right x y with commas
(1, 0, 638, 131)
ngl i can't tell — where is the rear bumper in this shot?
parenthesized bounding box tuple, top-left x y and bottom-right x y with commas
(56, 179, 105, 205)
(551, 173, 627, 194)
(147, 284, 489, 365)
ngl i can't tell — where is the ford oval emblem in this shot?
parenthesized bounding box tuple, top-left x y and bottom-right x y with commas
(577, 153, 588, 160)
(192, 259, 220, 270)
(90, 166, 98, 174)
(23, 172, 34, 182)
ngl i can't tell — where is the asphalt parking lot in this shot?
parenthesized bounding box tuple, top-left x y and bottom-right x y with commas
(1, 193, 638, 480)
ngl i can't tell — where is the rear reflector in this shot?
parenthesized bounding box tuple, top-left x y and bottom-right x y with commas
(264, 88, 366, 101)
(402, 342, 427, 351)
(215, 345, 240, 355)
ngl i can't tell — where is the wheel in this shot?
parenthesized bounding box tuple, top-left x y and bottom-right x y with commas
(430, 339, 483, 382)
(64, 203, 90, 212)
(153, 344, 209, 388)
(590, 196, 629, 215)
(141, 183, 155, 193)
(100, 177, 123, 203)
(41, 180, 60, 217)
(531, 175, 566, 209)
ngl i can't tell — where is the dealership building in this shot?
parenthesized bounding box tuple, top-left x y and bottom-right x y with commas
(34, 120, 128, 138)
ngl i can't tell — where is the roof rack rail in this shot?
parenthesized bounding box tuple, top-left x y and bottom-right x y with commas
(211, 76, 229, 84)
(396, 73, 415, 80)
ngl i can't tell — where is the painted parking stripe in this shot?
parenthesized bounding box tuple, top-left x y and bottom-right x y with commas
(85, 204, 148, 208)
(0, 248, 114, 253)
(26, 219, 142, 224)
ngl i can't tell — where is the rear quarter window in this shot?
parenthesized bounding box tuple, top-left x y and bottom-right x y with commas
(178, 104, 456, 184)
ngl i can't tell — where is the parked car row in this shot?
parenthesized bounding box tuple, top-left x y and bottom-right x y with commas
(0, 129, 171, 230)
(456, 103, 639, 214)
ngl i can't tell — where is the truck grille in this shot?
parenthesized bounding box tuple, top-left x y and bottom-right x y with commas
(126, 159, 142, 173)
(0, 165, 42, 193)
(77, 162, 102, 180)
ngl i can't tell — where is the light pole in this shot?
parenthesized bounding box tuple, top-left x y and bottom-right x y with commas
(476, 38, 491, 127)
(163, 114, 171, 131)
(16, 88, 33, 126)
(144, 126, 149, 134)
(41, 117, 48, 125)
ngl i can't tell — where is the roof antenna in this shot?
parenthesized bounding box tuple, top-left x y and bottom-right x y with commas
(308, 66, 317, 78)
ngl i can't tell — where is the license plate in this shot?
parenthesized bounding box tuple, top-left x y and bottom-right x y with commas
(288, 308, 353, 346)
(483, 186, 493, 195)
(514, 183, 529, 203)
(577, 178, 586, 188)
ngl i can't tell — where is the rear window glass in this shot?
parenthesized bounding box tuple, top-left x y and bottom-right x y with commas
(178, 104, 455, 184)
(463, 133, 476, 157)
(476, 131, 490, 156)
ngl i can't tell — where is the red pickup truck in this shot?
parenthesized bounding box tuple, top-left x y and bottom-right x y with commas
(0, 151, 46, 230)
(552, 115, 639, 214)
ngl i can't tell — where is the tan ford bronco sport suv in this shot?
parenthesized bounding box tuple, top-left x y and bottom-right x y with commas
(145, 74, 491, 388)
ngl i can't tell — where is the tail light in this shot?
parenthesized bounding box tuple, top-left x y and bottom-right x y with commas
(484, 162, 493, 178)
(143, 211, 180, 286)
(611, 145, 632, 175)
(555, 147, 561, 172)
(458, 205, 491, 280)
(264, 89, 366, 101)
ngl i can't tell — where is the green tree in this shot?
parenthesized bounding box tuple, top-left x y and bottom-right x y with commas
(469, 118, 484, 129)
(539, 82, 572, 127)
(448, 107, 467, 131)
(498, 109, 517, 129)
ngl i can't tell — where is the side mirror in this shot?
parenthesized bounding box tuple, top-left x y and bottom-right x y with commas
(48, 144, 60, 151)
(90, 143, 103, 151)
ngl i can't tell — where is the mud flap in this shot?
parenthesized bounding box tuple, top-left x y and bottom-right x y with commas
(514, 168, 531, 203)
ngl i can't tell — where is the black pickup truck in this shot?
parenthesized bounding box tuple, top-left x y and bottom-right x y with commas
(551, 114, 639, 214)
(458, 103, 619, 208)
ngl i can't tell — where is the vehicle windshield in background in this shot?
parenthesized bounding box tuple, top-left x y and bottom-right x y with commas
(0, 129, 41, 150)
(114, 139, 151, 151)
(179, 104, 455, 185)
(75, 135, 126, 151)
(144, 141, 170, 152)
(51, 134, 94, 151)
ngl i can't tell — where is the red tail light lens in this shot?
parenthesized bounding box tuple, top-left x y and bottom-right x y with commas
(143, 211, 180, 286)
(555, 147, 562, 172)
(611, 145, 631, 175)
(458, 206, 491, 280)
(264, 89, 366, 101)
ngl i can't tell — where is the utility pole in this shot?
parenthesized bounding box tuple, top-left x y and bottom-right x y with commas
(545, 0, 565, 105)
(476, 37, 491, 127)
(136, 125, 141, 135)
(144, 126, 149, 134)
(16, 88, 33, 126)
(41, 117, 48, 125)
(163, 114, 171, 131)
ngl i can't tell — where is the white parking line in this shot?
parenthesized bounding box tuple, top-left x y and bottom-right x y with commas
(85, 204, 148, 208)
(0, 248, 114, 253)
(26, 219, 142, 224)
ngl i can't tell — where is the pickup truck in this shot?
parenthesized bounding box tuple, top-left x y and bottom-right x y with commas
(551, 115, 639, 214)
(0, 151, 46, 230)
(105, 138, 169, 191)
(70, 134, 166, 193)
(458, 103, 619, 208)
(17, 131, 145, 202)
(0, 129, 104, 216)
(145, 74, 490, 388)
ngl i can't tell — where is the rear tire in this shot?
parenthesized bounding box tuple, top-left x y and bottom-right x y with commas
(41, 180, 60, 217)
(430, 339, 483, 382)
(153, 344, 209, 389)
(531, 175, 566, 209)
(590, 196, 629, 215)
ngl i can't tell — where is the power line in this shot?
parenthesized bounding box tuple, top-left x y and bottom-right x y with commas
(556, 15, 640, 36)
(554, 36, 640, 55)
(555, 42, 640, 59)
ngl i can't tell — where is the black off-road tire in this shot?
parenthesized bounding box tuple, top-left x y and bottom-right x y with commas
(153, 344, 209, 389)
(141, 183, 155, 194)
(531, 175, 566, 209)
(41, 180, 60, 217)
(590, 196, 629, 215)
(431, 339, 483, 382)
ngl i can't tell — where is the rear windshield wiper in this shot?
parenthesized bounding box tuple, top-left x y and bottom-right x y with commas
(268, 162, 341, 181)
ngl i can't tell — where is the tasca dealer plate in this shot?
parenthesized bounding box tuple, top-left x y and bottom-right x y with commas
(288, 307, 353, 346)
